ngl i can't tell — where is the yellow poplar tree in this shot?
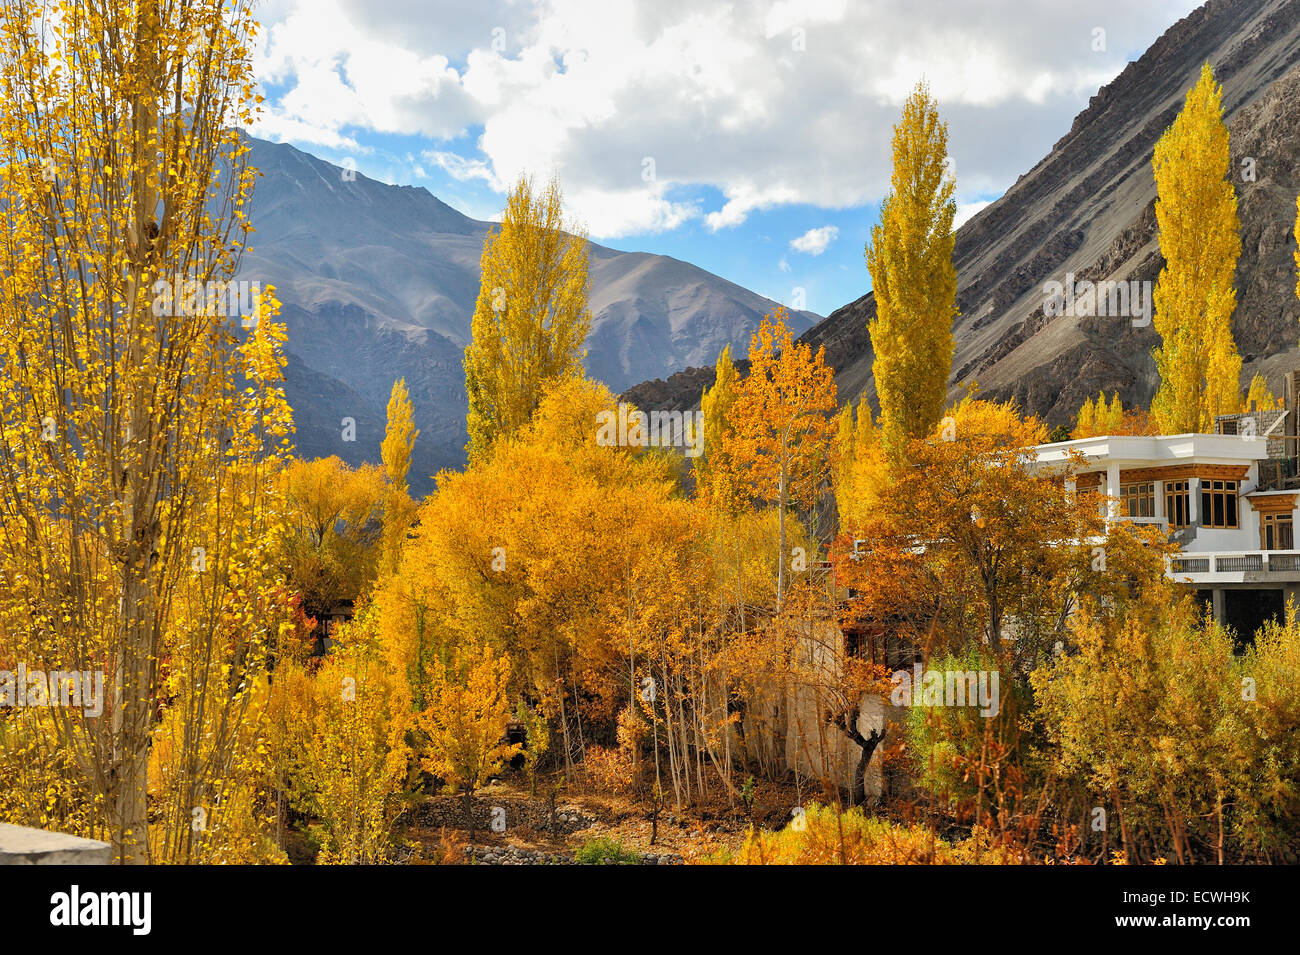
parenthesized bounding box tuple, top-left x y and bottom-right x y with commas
(464, 175, 591, 462)
(1150, 63, 1242, 434)
(1075, 395, 1097, 439)
(0, 0, 290, 863)
(726, 309, 837, 608)
(866, 81, 958, 451)
(1074, 392, 1124, 438)
(1245, 374, 1275, 412)
(698, 343, 743, 512)
(417, 643, 520, 841)
(831, 397, 878, 519)
(380, 378, 419, 575)
(854, 396, 877, 452)
(832, 404, 855, 504)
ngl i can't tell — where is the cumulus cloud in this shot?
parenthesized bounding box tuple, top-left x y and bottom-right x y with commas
(790, 225, 839, 256)
(251, 0, 1202, 237)
(954, 200, 994, 230)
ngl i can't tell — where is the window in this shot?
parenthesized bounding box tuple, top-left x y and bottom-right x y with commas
(1200, 480, 1239, 529)
(1165, 480, 1190, 528)
(1262, 513, 1294, 551)
(1120, 481, 1155, 518)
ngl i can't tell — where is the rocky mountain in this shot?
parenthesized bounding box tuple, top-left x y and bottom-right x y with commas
(235, 137, 818, 494)
(624, 0, 1300, 428)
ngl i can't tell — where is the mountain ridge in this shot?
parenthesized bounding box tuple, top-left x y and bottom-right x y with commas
(235, 137, 820, 493)
(623, 0, 1300, 427)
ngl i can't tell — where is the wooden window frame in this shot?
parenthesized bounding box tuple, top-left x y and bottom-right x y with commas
(1262, 512, 1294, 551)
(1120, 481, 1155, 518)
(1165, 480, 1190, 528)
(1200, 479, 1239, 530)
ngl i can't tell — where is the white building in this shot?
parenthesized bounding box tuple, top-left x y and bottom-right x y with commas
(1031, 412, 1298, 641)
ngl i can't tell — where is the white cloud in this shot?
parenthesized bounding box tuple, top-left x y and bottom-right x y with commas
(954, 200, 993, 229)
(422, 150, 504, 190)
(564, 185, 701, 238)
(249, 113, 365, 152)
(790, 225, 839, 256)
(252, 0, 1203, 236)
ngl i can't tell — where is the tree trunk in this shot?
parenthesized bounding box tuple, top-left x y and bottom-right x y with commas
(777, 465, 787, 608)
(834, 706, 886, 807)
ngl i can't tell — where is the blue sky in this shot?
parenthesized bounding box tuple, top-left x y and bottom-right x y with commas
(250, 0, 1203, 317)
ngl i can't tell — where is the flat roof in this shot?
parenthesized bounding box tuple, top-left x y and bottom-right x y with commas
(1032, 433, 1270, 470)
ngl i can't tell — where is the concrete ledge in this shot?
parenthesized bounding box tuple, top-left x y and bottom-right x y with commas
(0, 823, 111, 865)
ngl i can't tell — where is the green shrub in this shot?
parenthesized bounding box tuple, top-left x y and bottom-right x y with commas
(574, 835, 641, 865)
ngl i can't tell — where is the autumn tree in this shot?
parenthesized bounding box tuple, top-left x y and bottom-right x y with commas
(276, 633, 412, 864)
(832, 397, 878, 517)
(866, 81, 958, 451)
(1034, 591, 1241, 864)
(837, 399, 1176, 837)
(726, 310, 836, 608)
(376, 374, 749, 805)
(1246, 373, 1276, 412)
(380, 378, 419, 576)
(514, 701, 550, 796)
(1074, 391, 1123, 438)
(696, 343, 743, 511)
(463, 175, 591, 462)
(1150, 63, 1242, 434)
(0, 0, 288, 862)
(417, 643, 520, 840)
(281, 457, 386, 624)
(838, 397, 1173, 665)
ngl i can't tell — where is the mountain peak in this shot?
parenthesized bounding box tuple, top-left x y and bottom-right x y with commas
(237, 135, 820, 493)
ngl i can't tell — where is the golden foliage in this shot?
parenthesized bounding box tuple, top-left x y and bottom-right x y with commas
(274, 626, 411, 865)
(1245, 373, 1277, 412)
(839, 396, 1174, 665)
(866, 81, 958, 449)
(381, 378, 420, 575)
(731, 803, 1020, 865)
(280, 456, 386, 619)
(417, 643, 519, 796)
(1074, 391, 1123, 438)
(1150, 63, 1242, 434)
(0, 0, 289, 861)
(464, 175, 591, 462)
(724, 309, 836, 606)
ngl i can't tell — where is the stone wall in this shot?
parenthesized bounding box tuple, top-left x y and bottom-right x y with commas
(0, 823, 110, 865)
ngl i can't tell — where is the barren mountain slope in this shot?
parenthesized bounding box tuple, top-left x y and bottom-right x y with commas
(625, 0, 1300, 425)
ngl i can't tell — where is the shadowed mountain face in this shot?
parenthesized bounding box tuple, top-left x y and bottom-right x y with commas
(624, 0, 1300, 427)
(236, 137, 818, 495)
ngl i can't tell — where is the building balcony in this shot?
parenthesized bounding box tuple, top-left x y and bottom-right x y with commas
(1169, 550, 1300, 583)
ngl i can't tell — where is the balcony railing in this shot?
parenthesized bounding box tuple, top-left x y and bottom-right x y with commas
(1216, 554, 1263, 572)
(1169, 551, 1300, 577)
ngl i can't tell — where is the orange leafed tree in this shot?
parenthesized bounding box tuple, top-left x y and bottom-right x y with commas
(417, 643, 520, 841)
(838, 397, 1172, 665)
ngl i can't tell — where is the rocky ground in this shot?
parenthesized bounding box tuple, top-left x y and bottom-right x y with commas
(399, 777, 819, 865)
